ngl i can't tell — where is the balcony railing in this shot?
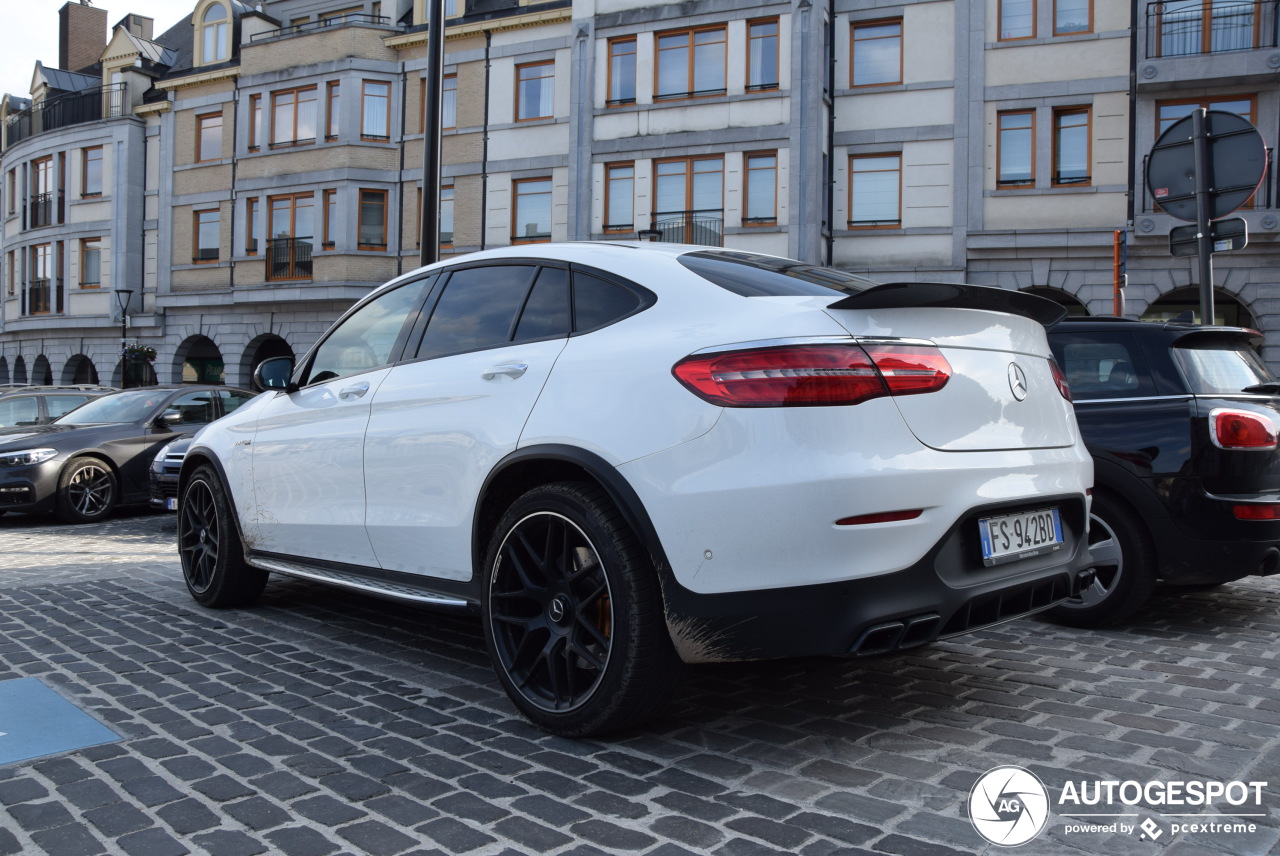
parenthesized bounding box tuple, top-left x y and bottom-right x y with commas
(251, 13, 393, 42)
(649, 210, 724, 247)
(1139, 146, 1274, 212)
(5, 84, 126, 149)
(267, 237, 313, 281)
(27, 192, 61, 229)
(1145, 0, 1279, 58)
(25, 279, 52, 315)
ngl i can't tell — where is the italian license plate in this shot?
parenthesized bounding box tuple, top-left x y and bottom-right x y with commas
(166, 497, 178, 511)
(978, 507, 1063, 567)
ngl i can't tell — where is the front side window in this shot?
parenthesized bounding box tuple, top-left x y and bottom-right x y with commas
(516, 62, 555, 121)
(512, 178, 552, 243)
(80, 238, 101, 287)
(1000, 0, 1035, 40)
(747, 19, 779, 90)
(417, 265, 540, 358)
(744, 152, 777, 225)
(197, 112, 223, 162)
(358, 189, 388, 250)
(605, 163, 634, 232)
(1055, 0, 1092, 35)
(362, 80, 391, 140)
(81, 147, 103, 196)
(202, 3, 229, 63)
(852, 19, 902, 86)
(194, 210, 219, 263)
(608, 38, 636, 105)
(271, 87, 317, 147)
(849, 154, 900, 227)
(307, 278, 430, 385)
(1053, 107, 1090, 186)
(997, 110, 1035, 187)
(656, 27, 727, 100)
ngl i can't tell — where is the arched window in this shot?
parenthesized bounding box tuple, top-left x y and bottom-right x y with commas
(201, 3, 229, 64)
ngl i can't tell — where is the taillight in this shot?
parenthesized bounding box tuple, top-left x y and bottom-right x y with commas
(672, 343, 951, 407)
(1050, 358, 1072, 402)
(1234, 504, 1280, 520)
(1210, 409, 1279, 450)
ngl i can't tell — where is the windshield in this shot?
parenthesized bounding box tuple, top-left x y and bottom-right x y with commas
(1172, 341, 1275, 395)
(679, 250, 878, 298)
(53, 389, 167, 425)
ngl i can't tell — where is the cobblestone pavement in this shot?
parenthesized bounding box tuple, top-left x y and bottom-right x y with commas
(1, 511, 1279, 856)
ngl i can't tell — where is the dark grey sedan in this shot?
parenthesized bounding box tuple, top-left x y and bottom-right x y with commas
(0, 386, 255, 523)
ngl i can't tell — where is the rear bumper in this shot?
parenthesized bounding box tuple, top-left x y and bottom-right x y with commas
(1147, 489, 1280, 584)
(657, 492, 1094, 663)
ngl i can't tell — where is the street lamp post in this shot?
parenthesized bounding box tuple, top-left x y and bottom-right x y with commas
(114, 288, 134, 388)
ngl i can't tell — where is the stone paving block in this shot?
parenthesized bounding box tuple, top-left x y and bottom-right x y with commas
(117, 826, 191, 856)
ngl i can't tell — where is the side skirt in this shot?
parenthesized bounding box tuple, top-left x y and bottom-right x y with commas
(247, 551, 479, 611)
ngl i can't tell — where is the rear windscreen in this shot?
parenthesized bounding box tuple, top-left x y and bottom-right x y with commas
(1173, 341, 1275, 395)
(679, 250, 878, 298)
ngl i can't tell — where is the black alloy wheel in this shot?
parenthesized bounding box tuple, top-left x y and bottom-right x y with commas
(482, 482, 682, 736)
(1047, 491, 1156, 627)
(179, 465, 267, 608)
(56, 457, 117, 524)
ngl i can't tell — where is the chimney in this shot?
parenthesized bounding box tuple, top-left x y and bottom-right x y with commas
(59, 1, 109, 75)
(117, 14, 154, 41)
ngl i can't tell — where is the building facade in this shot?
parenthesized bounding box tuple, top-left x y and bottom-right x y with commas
(1, 0, 1277, 389)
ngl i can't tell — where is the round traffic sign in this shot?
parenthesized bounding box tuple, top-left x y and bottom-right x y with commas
(1145, 110, 1267, 222)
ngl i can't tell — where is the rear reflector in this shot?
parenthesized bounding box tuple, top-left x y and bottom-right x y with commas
(673, 343, 950, 407)
(836, 509, 923, 526)
(1210, 409, 1279, 450)
(1234, 504, 1280, 521)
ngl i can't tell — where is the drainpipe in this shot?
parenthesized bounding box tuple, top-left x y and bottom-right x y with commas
(825, 0, 835, 267)
(398, 59, 408, 277)
(480, 29, 492, 251)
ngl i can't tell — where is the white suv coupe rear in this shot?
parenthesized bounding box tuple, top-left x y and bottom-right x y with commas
(178, 243, 1094, 736)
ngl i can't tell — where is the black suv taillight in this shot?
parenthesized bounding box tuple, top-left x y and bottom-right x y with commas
(672, 343, 951, 407)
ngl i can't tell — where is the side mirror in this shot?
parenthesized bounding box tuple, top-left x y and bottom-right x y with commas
(158, 411, 184, 427)
(254, 356, 296, 392)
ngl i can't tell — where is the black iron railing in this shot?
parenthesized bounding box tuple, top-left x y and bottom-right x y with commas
(649, 210, 724, 246)
(1145, 0, 1279, 57)
(27, 192, 60, 228)
(267, 237, 313, 281)
(5, 84, 126, 149)
(251, 14, 392, 42)
(25, 279, 51, 315)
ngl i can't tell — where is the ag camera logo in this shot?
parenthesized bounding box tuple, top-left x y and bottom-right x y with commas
(969, 765, 1050, 846)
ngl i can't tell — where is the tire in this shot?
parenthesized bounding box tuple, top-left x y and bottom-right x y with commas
(56, 457, 118, 524)
(481, 482, 683, 737)
(1047, 491, 1157, 627)
(179, 465, 267, 608)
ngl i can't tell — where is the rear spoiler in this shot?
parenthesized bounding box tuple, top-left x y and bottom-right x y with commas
(827, 282, 1067, 327)
(1170, 326, 1264, 349)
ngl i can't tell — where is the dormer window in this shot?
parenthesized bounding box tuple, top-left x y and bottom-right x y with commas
(202, 3, 229, 63)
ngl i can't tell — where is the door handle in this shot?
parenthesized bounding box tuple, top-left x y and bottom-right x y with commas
(482, 362, 529, 380)
(339, 381, 370, 400)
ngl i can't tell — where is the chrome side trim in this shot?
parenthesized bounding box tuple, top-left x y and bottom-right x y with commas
(687, 335, 936, 355)
(1072, 395, 1193, 405)
(249, 555, 471, 608)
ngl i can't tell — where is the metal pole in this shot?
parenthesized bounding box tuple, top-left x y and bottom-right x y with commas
(418, 0, 445, 267)
(1191, 109, 1215, 325)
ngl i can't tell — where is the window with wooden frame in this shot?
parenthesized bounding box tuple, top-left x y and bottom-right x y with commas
(269, 194, 314, 240)
(446, 0, 458, 16)
(245, 197, 260, 255)
(326, 82, 340, 141)
(747, 19, 779, 91)
(81, 147, 103, 197)
(27, 243, 53, 314)
(999, 0, 1035, 40)
(744, 152, 778, 225)
(248, 94, 263, 151)
(1155, 1, 1259, 56)
(443, 75, 457, 130)
(608, 38, 637, 106)
(516, 62, 555, 121)
(1053, 107, 1091, 186)
(1157, 96, 1255, 135)
(997, 110, 1035, 187)
(5, 250, 13, 296)
(29, 157, 55, 228)
(849, 154, 901, 228)
(197, 112, 223, 163)
(80, 238, 102, 287)
(6, 169, 15, 215)
(270, 86, 318, 147)
(201, 2, 229, 64)
(604, 163, 634, 232)
(655, 157, 724, 216)
(194, 209, 220, 263)
(323, 189, 337, 249)
(852, 19, 901, 87)
(1054, 0, 1092, 35)
(440, 185, 454, 246)
(512, 178, 553, 243)
(361, 80, 391, 140)
(655, 26, 727, 101)
(358, 189, 388, 250)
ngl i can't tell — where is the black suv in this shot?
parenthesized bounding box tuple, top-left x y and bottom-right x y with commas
(1046, 317, 1280, 625)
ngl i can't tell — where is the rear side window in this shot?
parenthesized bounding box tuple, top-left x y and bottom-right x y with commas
(1173, 341, 1275, 395)
(1051, 333, 1155, 399)
(679, 250, 878, 297)
(417, 265, 540, 358)
(573, 271, 641, 331)
(513, 267, 571, 342)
